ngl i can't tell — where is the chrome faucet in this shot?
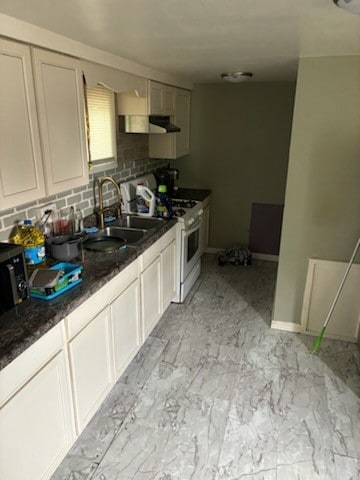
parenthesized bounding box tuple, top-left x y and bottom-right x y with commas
(95, 176, 122, 229)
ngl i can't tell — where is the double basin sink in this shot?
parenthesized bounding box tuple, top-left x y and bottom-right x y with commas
(83, 215, 165, 253)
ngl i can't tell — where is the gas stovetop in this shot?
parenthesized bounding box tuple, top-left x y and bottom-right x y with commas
(170, 198, 203, 229)
(171, 198, 198, 209)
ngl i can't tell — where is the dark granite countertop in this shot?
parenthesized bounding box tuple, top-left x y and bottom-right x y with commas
(173, 188, 211, 202)
(0, 218, 177, 371)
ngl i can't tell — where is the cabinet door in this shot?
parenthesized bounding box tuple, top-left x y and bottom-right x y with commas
(0, 39, 45, 210)
(161, 239, 176, 310)
(111, 278, 142, 380)
(32, 48, 89, 195)
(175, 89, 191, 158)
(68, 307, 113, 432)
(148, 81, 163, 115)
(0, 352, 74, 480)
(141, 256, 162, 338)
(162, 85, 175, 115)
(149, 88, 190, 159)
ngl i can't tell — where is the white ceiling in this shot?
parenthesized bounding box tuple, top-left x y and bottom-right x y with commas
(0, 0, 359, 83)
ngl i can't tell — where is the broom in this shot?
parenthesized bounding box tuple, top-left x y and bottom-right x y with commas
(312, 236, 360, 355)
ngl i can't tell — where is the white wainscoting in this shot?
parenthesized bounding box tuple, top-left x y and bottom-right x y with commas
(300, 258, 360, 343)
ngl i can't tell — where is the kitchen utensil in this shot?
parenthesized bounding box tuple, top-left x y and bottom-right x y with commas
(47, 235, 82, 261)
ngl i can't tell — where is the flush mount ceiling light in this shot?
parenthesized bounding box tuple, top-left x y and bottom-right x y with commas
(334, 0, 360, 14)
(221, 72, 253, 83)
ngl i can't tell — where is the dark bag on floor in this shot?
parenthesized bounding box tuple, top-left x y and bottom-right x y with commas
(217, 246, 252, 266)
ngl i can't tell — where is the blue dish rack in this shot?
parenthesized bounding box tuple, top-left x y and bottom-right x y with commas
(30, 262, 83, 300)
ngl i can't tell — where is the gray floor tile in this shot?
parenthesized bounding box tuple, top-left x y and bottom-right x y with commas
(52, 254, 360, 480)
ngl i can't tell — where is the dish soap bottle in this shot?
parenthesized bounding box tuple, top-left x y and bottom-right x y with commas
(136, 183, 156, 217)
(156, 184, 173, 218)
(11, 219, 46, 270)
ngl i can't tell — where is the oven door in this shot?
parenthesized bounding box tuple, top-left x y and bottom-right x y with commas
(181, 219, 203, 282)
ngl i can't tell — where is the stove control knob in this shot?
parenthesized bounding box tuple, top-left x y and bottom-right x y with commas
(18, 280, 27, 292)
(197, 209, 203, 216)
(188, 217, 195, 226)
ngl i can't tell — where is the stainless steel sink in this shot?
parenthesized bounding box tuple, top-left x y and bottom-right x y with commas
(83, 226, 148, 252)
(121, 215, 165, 230)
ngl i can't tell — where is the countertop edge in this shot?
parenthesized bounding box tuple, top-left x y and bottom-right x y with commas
(0, 219, 177, 371)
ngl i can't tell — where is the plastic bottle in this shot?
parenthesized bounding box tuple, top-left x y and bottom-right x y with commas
(156, 184, 173, 219)
(136, 184, 156, 217)
(11, 220, 46, 268)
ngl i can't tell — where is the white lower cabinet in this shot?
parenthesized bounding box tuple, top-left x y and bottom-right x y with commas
(111, 278, 142, 380)
(68, 306, 114, 433)
(140, 225, 177, 336)
(141, 255, 162, 338)
(0, 325, 75, 480)
(0, 226, 178, 480)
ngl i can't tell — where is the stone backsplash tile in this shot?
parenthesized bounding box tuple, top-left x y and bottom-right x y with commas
(0, 133, 167, 242)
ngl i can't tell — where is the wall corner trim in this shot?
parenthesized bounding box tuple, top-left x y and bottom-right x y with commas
(271, 320, 302, 333)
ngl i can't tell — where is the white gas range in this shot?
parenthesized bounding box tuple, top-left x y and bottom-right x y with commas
(120, 174, 205, 303)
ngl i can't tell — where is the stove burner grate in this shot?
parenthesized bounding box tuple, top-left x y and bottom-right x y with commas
(171, 198, 197, 209)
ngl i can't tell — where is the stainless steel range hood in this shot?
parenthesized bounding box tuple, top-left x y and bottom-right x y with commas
(121, 115, 181, 134)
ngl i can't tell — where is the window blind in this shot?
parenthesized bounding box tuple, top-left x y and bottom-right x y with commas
(87, 84, 116, 165)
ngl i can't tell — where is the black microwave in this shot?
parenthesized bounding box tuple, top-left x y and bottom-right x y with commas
(0, 243, 29, 314)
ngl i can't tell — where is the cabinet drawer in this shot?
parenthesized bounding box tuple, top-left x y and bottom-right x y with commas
(0, 323, 64, 406)
(66, 260, 139, 339)
(140, 225, 177, 271)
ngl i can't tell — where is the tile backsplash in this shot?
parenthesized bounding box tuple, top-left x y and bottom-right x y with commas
(0, 133, 167, 242)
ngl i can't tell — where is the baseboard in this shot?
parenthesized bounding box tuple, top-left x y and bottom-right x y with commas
(252, 253, 279, 262)
(205, 248, 278, 262)
(301, 330, 358, 343)
(205, 247, 222, 254)
(271, 320, 302, 333)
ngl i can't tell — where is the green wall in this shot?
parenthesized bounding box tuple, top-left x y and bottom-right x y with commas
(273, 56, 360, 326)
(172, 82, 296, 248)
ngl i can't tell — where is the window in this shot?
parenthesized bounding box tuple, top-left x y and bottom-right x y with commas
(86, 84, 117, 171)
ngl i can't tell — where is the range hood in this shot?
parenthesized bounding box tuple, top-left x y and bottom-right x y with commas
(121, 115, 181, 134)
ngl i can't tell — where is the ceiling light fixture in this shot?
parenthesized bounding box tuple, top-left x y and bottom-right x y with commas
(221, 72, 253, 83)
(333, 0, 360, 14)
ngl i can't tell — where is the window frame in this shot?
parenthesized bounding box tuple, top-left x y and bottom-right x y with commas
(86, 83, 118, 173)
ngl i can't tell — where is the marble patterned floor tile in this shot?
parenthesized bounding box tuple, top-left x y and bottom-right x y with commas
(93, 389, 230, 480)
(51, 383, 141, 479)
(217, 368, 282, 478)
(334, 453, 360, 480)
(51, 255, 360, 480)
(275, 368, 337, 480)
(120, 335, 168, 390)
(277, 460, 335, 480)
(51, 456, 98, 480)
(215, 468, 277, 480)
(325, 373, 360, 459)
(322, 350, 360, 398)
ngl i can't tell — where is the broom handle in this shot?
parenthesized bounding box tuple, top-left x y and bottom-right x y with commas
(323, 237, 360, 329)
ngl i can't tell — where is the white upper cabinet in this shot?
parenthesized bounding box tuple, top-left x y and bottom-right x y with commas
(0, 40, 89, 211)
(148, 80, 162, 115)
(117, 80, 176, 117)
(0, 39, 46, 210)
(148, 81, 175, 116)
(32, 48, 89, 195)
(174, 88, 191, 157)
(149, 88, 191, 159)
